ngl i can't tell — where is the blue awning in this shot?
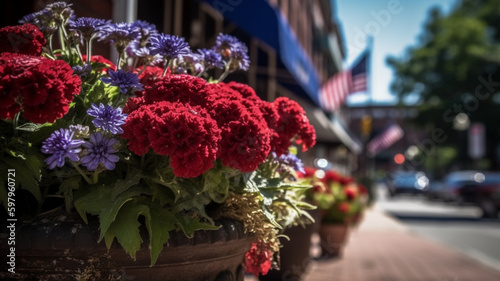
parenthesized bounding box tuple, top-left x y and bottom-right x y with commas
(199, 0, 320, 105)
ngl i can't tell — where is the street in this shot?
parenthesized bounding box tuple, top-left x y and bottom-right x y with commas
(375, 184, 500, 273)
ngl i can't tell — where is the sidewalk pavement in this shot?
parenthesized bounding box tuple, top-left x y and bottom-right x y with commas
(246, 207, 500, 281)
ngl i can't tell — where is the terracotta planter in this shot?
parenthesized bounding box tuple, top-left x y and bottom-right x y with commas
(0, 217, 253, 281)
(259, 209, 321, 281)
(318, 223, 349, 259)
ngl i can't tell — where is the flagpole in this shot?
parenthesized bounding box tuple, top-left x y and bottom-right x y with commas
(365, 36, 375, 184)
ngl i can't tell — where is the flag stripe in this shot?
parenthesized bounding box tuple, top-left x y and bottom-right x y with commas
(319, 51, 369, 112)
(367, 124, 404, 155)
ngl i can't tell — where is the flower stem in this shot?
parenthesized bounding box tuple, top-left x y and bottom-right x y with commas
(70, 160, 92, 185)
(162, 58, 171, 76)
(13, 112, 20, 137)
(85, 38, 93, 64)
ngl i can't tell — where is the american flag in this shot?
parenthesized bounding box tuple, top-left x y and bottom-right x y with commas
(367, 124, 404, 156)
(319, 51, 369, 112)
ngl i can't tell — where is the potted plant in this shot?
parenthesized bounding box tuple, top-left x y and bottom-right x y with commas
(318, 170, 365, 259)
(0, 2, 317, 280)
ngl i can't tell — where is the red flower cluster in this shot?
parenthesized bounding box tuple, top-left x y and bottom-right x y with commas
(122, 73, 316, 177)
(122, 101, 220, 178)
(272, 97, 316, 155)
(0, 52, 81, 123)
(0, 24, 46, 56)
(244, 242, 272, 276)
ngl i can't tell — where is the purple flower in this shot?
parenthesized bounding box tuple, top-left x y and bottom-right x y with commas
(101, 69, 144, 95)
(81, 132, 119, 171)
(272, 152, 305, 174)
(46, 2, 74, 24)
(131, 20, 157, 44)
(69, 17, 109, 41)
(214, 33, 240, 52)
(98, 22, 141, 51)
(41, 128, 84, 169)
(72, 64, 92, 78)
(19, 12, 39, 24)
(197, 48, 224, 69)
(228, 43, 250, 71)
(149, 34, 190, 59)
(87, 103, 128, 135)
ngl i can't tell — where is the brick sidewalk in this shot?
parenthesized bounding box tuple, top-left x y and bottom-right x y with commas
(246, 208, 500, 281)
(302, 208, 500, 281)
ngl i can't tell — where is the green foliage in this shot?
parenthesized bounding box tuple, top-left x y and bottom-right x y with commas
(387, 0, 500, 169)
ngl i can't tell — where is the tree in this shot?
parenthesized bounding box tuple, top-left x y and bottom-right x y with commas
(387, 0, 500, 170)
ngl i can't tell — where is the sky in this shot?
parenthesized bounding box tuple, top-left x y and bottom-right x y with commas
(334, 0, 457, 105)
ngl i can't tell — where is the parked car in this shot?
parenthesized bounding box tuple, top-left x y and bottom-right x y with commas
(386, 171, 429, 197)
(457, 172, 500, 218)
(425, 171, 470, 202)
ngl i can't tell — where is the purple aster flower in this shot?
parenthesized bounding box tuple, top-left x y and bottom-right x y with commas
(272, 152, 305, 174)
(101, 69, 144, 95)
(19, 12, 39, 24)
(214, 33, 240, 52)
(72, 64, 92, 78)
(87, 103, 128, 135)
(227, 43, 250, 71)
(46, 2, 74, 24)
(149, 34, 190, 59)
(41, 128, 85, 169)
(131, 20, 157, 44)
(98, 22, 141, 52)
(81, 132, 119, 171)
(197, 48, 224, 69)
(69, 17, 109, 41)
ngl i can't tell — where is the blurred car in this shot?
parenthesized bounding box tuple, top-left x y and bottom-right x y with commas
(457, 172, 500, 218)
(387, 171, 429, 197)
(424, 171, 475, 202)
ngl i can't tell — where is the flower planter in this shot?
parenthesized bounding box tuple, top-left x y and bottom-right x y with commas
(0, 217, 253, 281)
(259, 209, 321, 281)
(318, 223, 349, 259)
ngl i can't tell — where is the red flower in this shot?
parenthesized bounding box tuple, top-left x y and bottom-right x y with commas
(322, 170, 341, 185)
(210, 98, 271, 172)
(297, 167, 317, 178)
(122, 101, 221, 178)
(81, 55, 117, 73)
(142, 74, 214, 109)
(272, 97, 316, 155)
(137, 66, 163, 84)
(245, 242, 272, 276)
(0, 53, 81, 123)
(344, 185, 358, 201)
(338, 202, 350, 213)
(226, 81, 261, 102)
(0, 24, 46, 56)
(340, 176, 354, 185)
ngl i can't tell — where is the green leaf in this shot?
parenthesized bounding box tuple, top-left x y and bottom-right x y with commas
(1, 156, 41, 202)
(175, 213, 219, 238)
(106, 201, 149, 259)
(111, 169, 142, 200)
(15, 122, 47, 132)
(74, 185, 112, 224)
(145, 204, 176, 266)
(98, 186, 145, 241)
(203, 167, 230, 203)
